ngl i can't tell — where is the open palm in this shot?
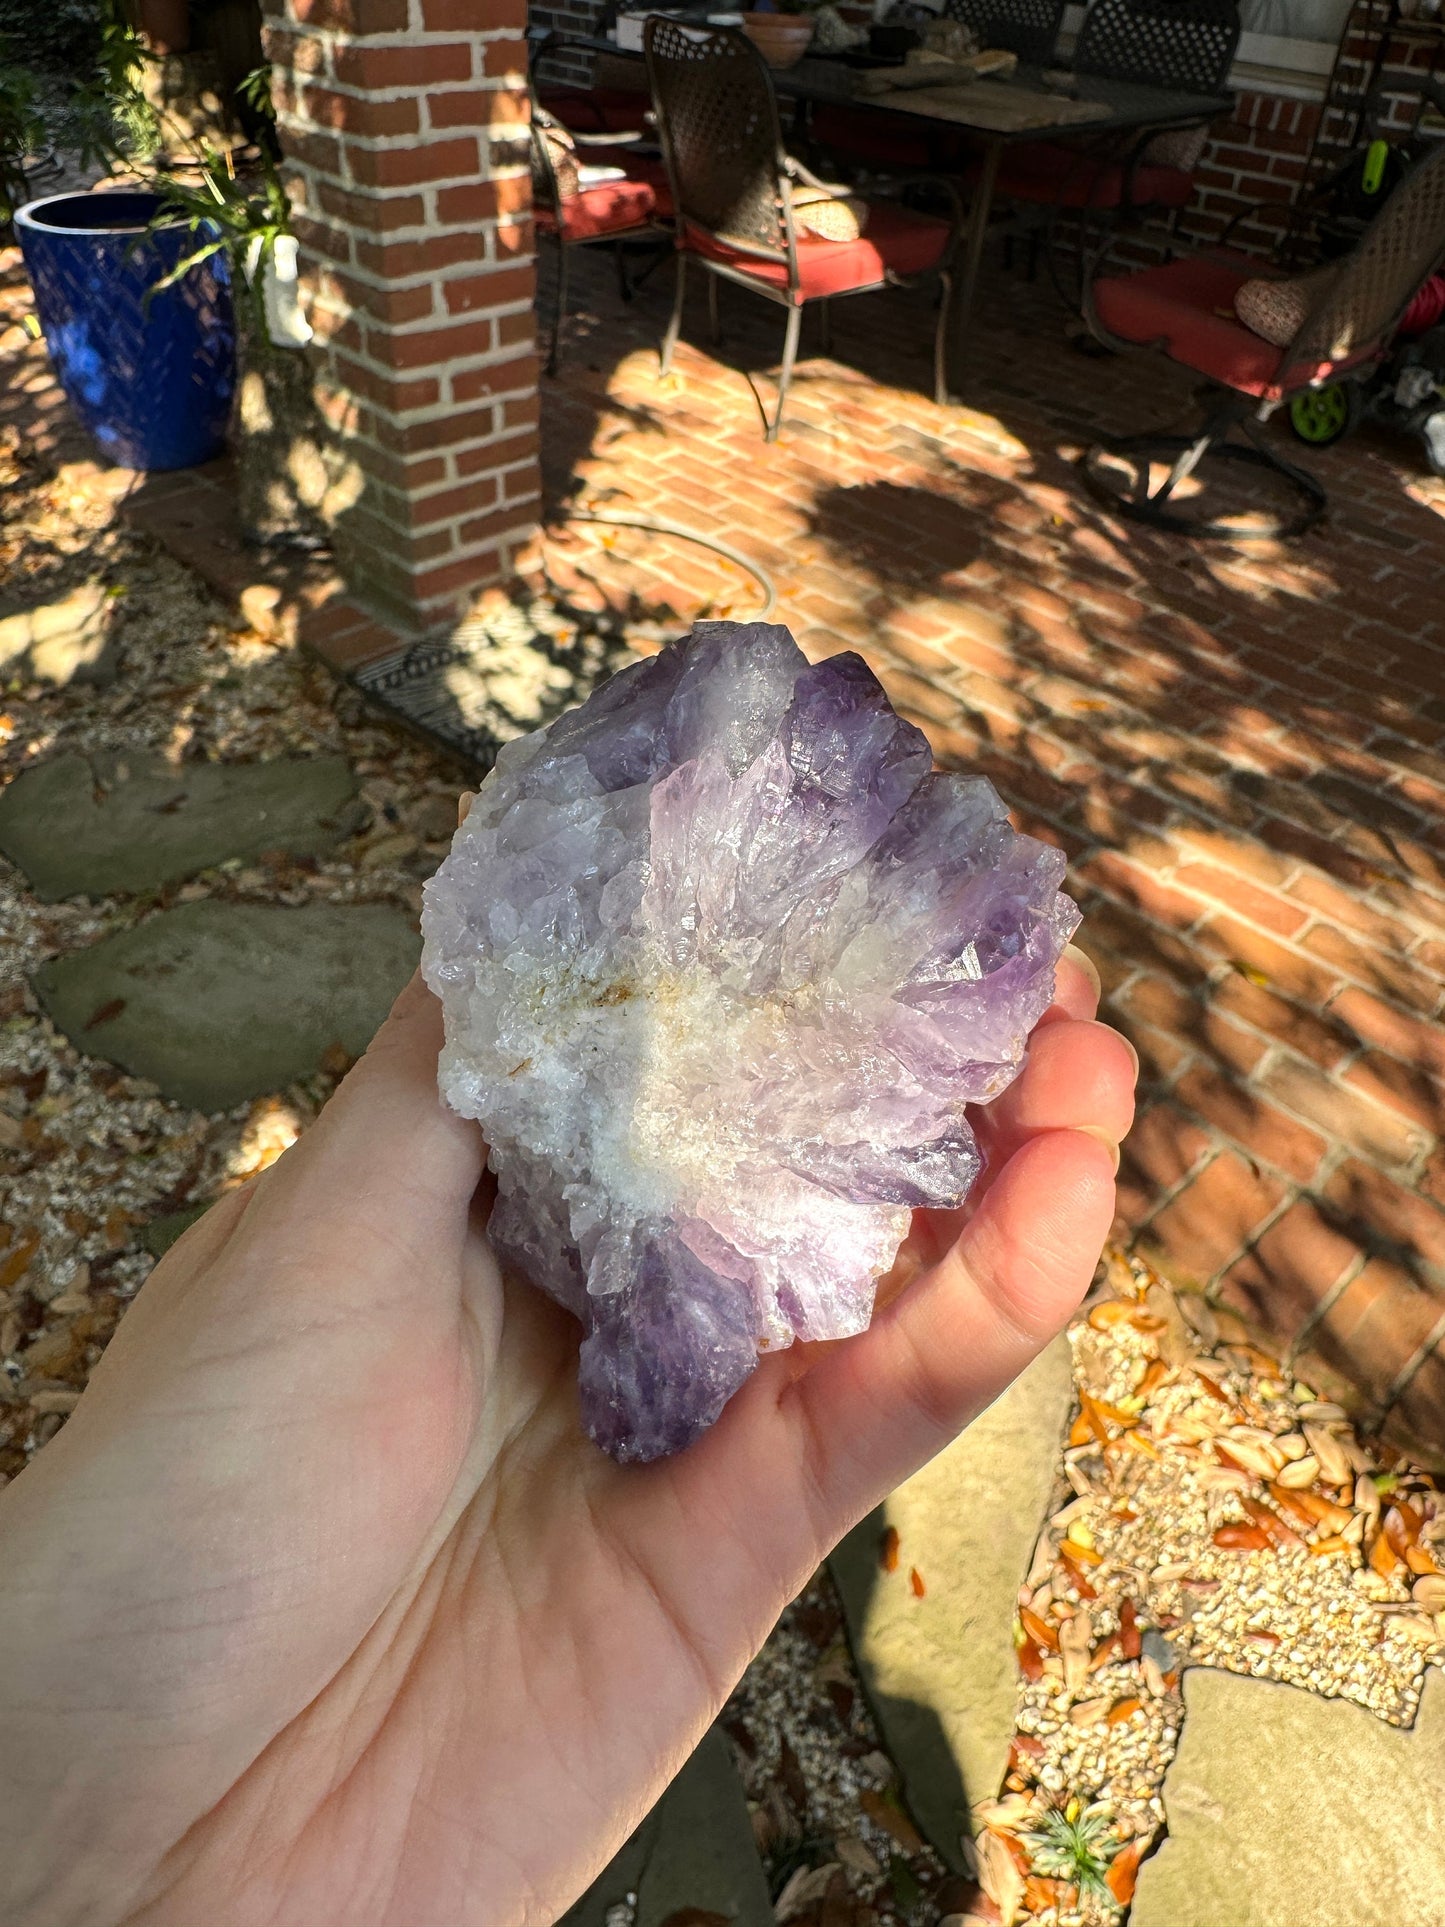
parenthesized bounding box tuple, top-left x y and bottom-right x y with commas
(0, 956, 1132, 1927)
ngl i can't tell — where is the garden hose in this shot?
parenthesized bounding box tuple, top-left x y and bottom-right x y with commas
(560, 509, 779, 621)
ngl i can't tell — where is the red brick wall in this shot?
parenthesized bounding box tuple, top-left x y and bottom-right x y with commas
(1179, 88, 1323, 254)
(263, 0, 541, 634)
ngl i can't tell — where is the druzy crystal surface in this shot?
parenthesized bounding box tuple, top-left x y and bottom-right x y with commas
(421, 623, 1078, 1462)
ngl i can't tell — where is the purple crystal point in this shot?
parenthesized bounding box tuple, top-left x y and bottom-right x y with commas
(421, 623, 1078, 1463)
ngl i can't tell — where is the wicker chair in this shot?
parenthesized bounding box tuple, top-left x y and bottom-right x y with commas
(644, 18, 961, 441)
(1080, 138, 1445, 536)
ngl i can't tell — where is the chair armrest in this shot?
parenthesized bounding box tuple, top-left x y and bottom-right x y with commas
(846, 167, 966, 264)
(574, 126, 654, 145)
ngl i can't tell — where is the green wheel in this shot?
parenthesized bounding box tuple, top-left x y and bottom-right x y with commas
(1289, 383, 1358, 446)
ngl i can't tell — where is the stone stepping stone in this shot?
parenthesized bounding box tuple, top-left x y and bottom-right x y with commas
(830, 1337, 1074, 1871)
(559, 1725, 772, 1927)
(0, 750, 362, 900)
(33, 901, 419, 1112)
(1132, 1667, 1445, 1927)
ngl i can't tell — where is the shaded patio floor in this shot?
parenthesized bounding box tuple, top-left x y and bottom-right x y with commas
(535, 238, 1445, 1456)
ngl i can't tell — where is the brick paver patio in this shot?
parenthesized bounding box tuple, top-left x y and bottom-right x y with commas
(4, 236, 1443, 1455)
(533, 245, 1445, 1455)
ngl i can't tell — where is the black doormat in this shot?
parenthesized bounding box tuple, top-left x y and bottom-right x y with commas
(348, 593, 644, 775)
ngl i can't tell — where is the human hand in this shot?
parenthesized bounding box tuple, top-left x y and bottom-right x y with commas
(0, 891, 1133, 1927)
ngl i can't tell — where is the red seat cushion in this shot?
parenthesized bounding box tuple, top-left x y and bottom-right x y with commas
(991, 140, 1195, 209)
(536, 177, 657, 243)
(538, 86, 650, 135)
(596, 148, 673, 220)
(1092, 252, 1374, 399)
(685, 199, 950, 300)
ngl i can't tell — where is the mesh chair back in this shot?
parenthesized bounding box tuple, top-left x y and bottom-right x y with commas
(943, 0, 1066, 65)
(644, 19, 788, 255)
(1075, 0, 1239, 92)
(1281, 139, 1445, 387)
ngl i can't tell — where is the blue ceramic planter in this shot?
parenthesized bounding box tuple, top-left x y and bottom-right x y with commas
(17, 189, 235, 472)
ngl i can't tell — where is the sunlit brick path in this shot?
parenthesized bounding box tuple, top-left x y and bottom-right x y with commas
(537, 246, 1445, 1457)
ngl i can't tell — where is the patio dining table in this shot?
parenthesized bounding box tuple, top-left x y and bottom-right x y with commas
(550, 28, 1233, 384)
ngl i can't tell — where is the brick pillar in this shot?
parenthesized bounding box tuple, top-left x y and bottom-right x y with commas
(262, 0, 539, 634)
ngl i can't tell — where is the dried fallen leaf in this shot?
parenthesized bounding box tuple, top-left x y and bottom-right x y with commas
(859, 1787, 924, 1856)
(1302, 1424, 1351, 1486)
(0, 1232, 39, 1293)
(1069, 1696, 1111, 1727)
(1309, 1534, 1353, 1559)
(1176, 1294, 1219, 1344)
(1213, 1524, 1272, 1552)
(1119, 1596, 1141, 1660)
(1059, 1610, 1094, 1695)
(880, 1525, 900, 1573)
(1020, 1607, 1058, 1652)
(1241, 1496, 1305, 1551)
(1088, 1301, 1135, 1330)
(1108, 1696, 1143, 1724)
(775, 1864, 840, 1922)
(1134, 1358, 1170, 1400)
(834, 1837, 881, 1880)
(1276, 1454, 1322, 1489)
(1088, 1630, 1120, 1673)
(1369, 1531, 1403, 1580)
(1383, 1505, 1419, 1556)
(909, 1566, 926, 1599)
(1107, 1840, 1144, 1906)
(28, 1389, 80, 1415)
(1216, 1440, 1279, 1481)
(1016, 1634, 1044, 1682)
(1405, 1546, 1439, 1577)
(82, 997, 126, 1030)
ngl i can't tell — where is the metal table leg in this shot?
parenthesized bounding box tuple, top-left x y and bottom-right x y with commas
(950, 138, 1000, 391)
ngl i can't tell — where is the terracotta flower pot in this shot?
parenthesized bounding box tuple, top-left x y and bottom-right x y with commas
(740, 12, 816, 68)
(135, 0, 192, 55)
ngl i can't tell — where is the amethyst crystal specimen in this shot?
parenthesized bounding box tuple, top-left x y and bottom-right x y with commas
(421, 623, 1077, 1462)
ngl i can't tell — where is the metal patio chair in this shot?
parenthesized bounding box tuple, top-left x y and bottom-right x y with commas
(943, 0, 1068, 65)
(1080, 137, 1445, 536)
(644, 18, 961, 441)
(992, 0, 1240, 294)
(530, 51, 664, 375)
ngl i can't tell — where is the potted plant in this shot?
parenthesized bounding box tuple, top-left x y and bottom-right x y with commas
(741, 0, 820, 68)
(148, 83, 353, 547)
(0, 40, 43, 236)
(13, 6, 232, 471)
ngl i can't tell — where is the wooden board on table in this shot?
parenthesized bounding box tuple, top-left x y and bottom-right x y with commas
(853, 46, 1018, 96)
(871, 78, 1115, 131)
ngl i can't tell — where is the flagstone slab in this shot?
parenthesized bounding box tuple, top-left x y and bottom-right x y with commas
(0, 750, 362, 900)
(1132, 1666, 1445, 1927)
(830, 1337, 1074, 1871)
(33, 901, 418, 1112)
(559, 1725, 772, 1927)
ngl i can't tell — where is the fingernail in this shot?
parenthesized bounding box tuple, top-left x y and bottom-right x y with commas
(1063, 942, 1101, 1001)
(457, 790, 477, 827)
(1118, 1031, 1140, 1078)
(1076, 1124, 1122, 1173)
